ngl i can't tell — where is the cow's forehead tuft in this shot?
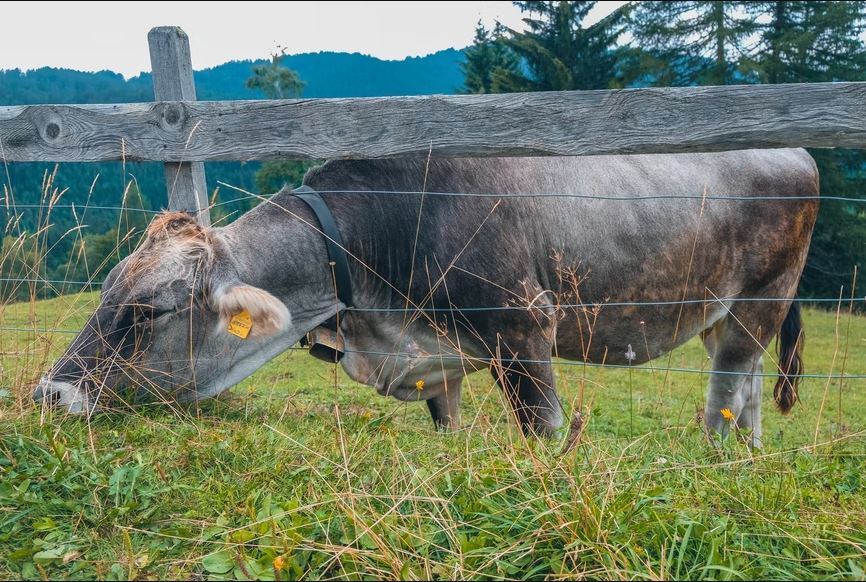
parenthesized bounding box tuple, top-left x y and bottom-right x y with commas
(116, 212, 212, 284)
(146, 212, 204, 241)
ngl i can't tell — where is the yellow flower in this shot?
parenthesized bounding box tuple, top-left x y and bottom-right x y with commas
(415, 380, 425, 391)
(720, 408, 735, 422)
(273, 555, 286, 571)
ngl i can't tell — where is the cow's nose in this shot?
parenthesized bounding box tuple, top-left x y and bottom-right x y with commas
(31, 379, 92, 414)
(32, 381, 62, 406)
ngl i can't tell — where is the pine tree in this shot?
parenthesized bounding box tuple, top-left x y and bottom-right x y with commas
(744, 1, 866, 83)
(628, 1, 757, 85)
(493, 1, 626, 91)
(462, 22, 520, 94)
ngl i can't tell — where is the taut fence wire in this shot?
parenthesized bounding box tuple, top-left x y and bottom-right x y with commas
(1, 186, 863, 386)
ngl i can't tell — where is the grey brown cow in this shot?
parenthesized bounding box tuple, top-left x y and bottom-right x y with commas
(34, 149, 818, 445)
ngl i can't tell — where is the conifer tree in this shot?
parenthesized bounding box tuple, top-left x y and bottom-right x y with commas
(627, 1, 757, 85)
(746, 2, 866, 299)
(496, 1, 626, 91)
(748, 2, 866, 299)
(744, 1, 866, 83)
(462, 22, 519, 94)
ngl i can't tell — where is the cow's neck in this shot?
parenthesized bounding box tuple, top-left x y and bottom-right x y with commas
(219, 202, 346, 335)
(218, 187, 419, 341)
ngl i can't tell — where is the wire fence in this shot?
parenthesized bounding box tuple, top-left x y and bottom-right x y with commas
(2, 325, 865, 382)
(1, 185, 864, 389)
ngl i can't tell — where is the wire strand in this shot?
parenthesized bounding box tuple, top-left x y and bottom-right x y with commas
(1, 283, 860, 308)
(2, 328, 863, 380)
(2, 188, 862, 387)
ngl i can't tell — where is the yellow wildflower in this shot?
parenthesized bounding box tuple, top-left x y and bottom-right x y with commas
(720, 408, 735, 422)
(416, 380, 425, 391)
(273, 555, 286, 571)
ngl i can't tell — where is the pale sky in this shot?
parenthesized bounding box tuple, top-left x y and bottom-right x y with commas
(2, 1, 626, 78)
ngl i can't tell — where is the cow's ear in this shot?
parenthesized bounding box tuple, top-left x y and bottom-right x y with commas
(212, 284, 291, 338)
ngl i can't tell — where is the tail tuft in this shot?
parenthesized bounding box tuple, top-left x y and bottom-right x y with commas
(774, 301, 804, 414)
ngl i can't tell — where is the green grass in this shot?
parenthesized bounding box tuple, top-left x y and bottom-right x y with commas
(1, 293, 865, 580)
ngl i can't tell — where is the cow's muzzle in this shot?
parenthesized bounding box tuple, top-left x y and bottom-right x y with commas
(32, 378, 97, 415)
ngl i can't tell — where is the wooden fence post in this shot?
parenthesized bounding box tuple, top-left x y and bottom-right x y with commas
(147, 26, 210, 226)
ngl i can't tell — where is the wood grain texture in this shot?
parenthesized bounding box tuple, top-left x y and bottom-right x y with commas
(147, 26, 210, 225)
(2, 82, 866, 163)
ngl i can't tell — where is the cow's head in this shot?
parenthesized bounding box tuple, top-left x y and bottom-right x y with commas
(33, 212, 293, 414)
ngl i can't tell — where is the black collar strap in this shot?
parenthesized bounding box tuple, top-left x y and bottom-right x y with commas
(293, 186, 354, 309)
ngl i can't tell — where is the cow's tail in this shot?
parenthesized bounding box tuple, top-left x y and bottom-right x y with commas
(774, 301, 804, 414)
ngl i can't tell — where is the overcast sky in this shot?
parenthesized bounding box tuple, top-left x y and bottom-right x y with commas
(2, 1, 626, 78)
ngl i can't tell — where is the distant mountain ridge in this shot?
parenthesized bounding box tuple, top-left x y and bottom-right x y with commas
(196, 49, 467, 99)
(0, 48, 466, 105)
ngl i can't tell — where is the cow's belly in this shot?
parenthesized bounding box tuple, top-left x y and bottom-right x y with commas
(553, 300, 731, 365)
(339, 316, 482, 401)
(338, 295, 733, 394)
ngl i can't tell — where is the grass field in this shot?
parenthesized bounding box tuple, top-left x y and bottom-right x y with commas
(1, 292, 864, 580)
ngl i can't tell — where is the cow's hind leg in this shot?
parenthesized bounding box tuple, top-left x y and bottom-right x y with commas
(739, 362, 763, 448)
(426, 380, 462, 431)
(704, 316, 768, 448)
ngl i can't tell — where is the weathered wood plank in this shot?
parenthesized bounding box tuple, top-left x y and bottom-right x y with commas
(147, 26, 210, 225)
(2, 82, 866, 163)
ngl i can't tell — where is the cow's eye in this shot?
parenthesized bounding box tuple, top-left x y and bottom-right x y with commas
(152, 307, 174, 320)
(133, 305, 173, 324)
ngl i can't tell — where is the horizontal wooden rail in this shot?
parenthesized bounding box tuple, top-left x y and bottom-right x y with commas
(2, 82, 866, 162)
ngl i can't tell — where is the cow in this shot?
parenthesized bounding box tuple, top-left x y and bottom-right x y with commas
(33, 149, 819, 446)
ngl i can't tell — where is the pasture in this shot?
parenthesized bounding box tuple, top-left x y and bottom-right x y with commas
(1, 292, 864, 580)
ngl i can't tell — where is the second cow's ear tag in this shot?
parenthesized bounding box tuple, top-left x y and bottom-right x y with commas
(227, 309, 253, 339)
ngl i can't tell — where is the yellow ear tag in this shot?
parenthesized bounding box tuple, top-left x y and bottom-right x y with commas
(227, 310, 253, 339)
